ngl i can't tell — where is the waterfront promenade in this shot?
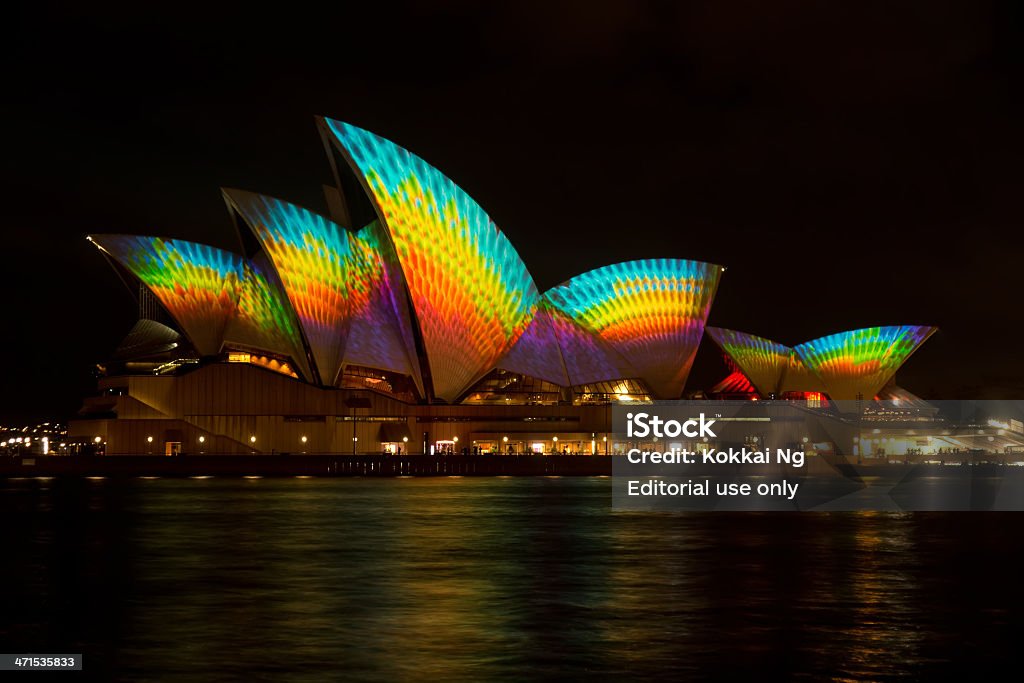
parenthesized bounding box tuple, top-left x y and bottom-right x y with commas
(0, 454, 613, 478)
(4, 451, 1024, 479)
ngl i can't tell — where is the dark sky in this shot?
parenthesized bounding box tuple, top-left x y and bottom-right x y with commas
(3, 1, 1024, 421)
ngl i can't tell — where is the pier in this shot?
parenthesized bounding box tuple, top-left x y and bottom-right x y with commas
(0, 454, 614, 478)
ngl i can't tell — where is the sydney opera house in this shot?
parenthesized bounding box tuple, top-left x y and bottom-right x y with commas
(69, 119, 942, 456)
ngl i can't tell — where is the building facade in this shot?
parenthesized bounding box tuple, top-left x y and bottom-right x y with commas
(70, 120, 941, 456)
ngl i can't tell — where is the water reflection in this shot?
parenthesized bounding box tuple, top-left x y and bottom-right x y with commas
(0, 478, 1022, 680)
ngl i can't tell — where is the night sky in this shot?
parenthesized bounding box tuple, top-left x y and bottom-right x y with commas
(3, 2, 1023, 422)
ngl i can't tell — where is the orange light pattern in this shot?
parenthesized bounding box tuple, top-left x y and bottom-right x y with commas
(544, 259, 723, 398)
(90, 235, 240, 356)
(225, 189, 364, 386)
(342, 221, 425, 396)
(803, 391, 826, 408)
(705, 327, 791, 397)
(324, 119, 540, 402)
(225, 252, 312, 381)
(794, 325, 937, 400)
(228, 351, 299, 378)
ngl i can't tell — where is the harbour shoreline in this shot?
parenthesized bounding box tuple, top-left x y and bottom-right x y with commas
(3, 453, 1023, 479)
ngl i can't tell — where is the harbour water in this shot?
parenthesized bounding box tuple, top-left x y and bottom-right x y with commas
(1, 476, 1022, 680)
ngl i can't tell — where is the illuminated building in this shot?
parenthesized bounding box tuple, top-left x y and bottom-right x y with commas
(794, 326, 937, 400)
(704, 327, 793, 397)
(707, 325, 937, 402)
(544, 259, 722, 398)
(323, 119, 540, 402)
(70, 121, 935, 455)
(88, 236, 243, 357)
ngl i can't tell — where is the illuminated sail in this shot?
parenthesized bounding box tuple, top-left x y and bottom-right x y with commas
(545, 304, 636, 387)
(90, 235, 240, 356)
(225, 189, 358, 386)
(704, 327, 791, 397)
(544, 259, 722, 398)
(323, 118, 540, 402)
(342, 221, 425, 396)
(794, 325, 937, 400)
(779, 350, 826, 395)
(225, 252, 312, 381)
(497, 303, 570, 387)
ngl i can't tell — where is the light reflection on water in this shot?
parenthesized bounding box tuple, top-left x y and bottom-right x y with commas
(0, 477, 1022, 681)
